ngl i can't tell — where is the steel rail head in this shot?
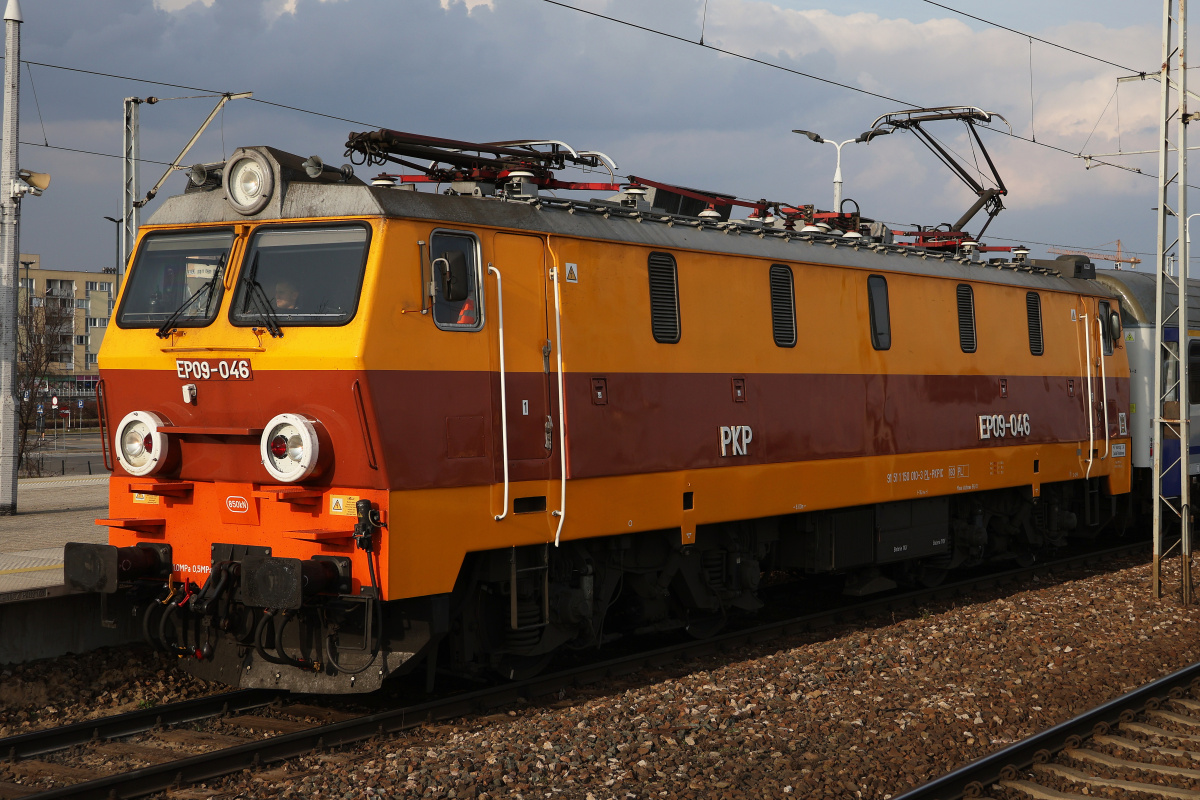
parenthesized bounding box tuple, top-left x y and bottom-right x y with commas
(0, 688, 279, 761)
(16, 543, 1145, 800)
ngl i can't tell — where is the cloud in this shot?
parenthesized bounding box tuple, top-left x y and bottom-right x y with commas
(440, 0, 494, 10)
(11, 0, 1169, 269)
(152, 0, 213, 10)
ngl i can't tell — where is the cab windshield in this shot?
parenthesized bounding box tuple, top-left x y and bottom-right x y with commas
(116, 230, 235, 327)
(229, 225, 370, 328)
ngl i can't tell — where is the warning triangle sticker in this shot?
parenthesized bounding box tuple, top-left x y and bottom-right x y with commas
(331, 498, 343, 513)
(565, 263, 578, 283)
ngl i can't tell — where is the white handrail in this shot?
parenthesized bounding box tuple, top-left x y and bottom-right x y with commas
(550, 266, 567, 546)
(1083, 313, 1094, 479)
(489, 265, 510, 521)
(1097, 316, 1109, 459)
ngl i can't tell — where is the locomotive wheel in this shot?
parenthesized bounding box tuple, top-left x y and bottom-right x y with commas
(918, 565, 949, 588)
(497, 652, 554, 681)
(684, 611, 726, 640)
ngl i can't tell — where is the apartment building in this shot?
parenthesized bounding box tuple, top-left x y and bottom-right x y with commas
(17, 253, 116, 396)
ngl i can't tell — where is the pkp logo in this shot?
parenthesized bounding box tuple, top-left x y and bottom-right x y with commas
(225, 496, 250, 513)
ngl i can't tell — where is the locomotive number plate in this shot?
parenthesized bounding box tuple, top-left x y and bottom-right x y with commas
(978, 412, 1030, 440)
(175, 358, 254, 381)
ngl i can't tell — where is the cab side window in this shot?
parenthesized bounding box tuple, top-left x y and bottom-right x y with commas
(1099, 301, 1114, 356)
(431, 231, 482, 330)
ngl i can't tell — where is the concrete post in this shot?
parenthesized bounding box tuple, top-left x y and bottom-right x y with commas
(0, 0, 23, 515)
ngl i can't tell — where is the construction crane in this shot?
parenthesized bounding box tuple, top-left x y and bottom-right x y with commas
(1047, 239, 1142, 269)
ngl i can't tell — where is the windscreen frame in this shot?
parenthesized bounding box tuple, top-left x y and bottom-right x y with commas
(227, 221, 373, 330)
(114, 227, 236, 330)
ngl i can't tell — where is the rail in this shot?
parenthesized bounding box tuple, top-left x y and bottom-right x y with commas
(0, 688, 277, 760)
(893, 657, 1200, 800)
(2, 542, 1146, 800)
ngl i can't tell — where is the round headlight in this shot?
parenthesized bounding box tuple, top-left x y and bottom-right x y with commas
(114, 410, 169, 477)
(222, 148, 274, 215)
(260, 413, 320, 483)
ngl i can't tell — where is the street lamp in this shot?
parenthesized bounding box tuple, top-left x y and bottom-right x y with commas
(102, 216, 121, 274)
(793, 127, 891, 211)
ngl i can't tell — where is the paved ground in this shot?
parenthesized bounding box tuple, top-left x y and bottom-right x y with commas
(0, 475, 108, 553)
(20, 431, 106, 478)
(0, 475, 110, 600)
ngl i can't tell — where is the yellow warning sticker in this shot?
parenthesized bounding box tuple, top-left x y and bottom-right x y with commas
(132, 493, 161, 505)
(330, 495, 360, 517)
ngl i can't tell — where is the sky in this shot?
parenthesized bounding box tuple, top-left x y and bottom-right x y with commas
(1, 0, 1179, 271)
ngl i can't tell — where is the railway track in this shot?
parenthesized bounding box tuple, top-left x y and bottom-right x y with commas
(895, 660, 1200, 800)
(0, 542, 1147, 800)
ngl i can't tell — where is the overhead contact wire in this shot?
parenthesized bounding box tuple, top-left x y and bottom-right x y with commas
(915, 0, 1140, 73)
(538, 0, 920, 108)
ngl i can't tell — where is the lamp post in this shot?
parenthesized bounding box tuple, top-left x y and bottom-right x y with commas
(102, 216, 121, 274)
(793, 127, 891, 211)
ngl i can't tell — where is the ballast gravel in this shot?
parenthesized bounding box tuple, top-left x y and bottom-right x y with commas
(4, 553, 1200, 799)
(0, 648, 219, 736)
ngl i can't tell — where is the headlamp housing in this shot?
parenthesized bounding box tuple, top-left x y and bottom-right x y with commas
(260, 413, 322, 483)
(114, 410, 170, 477)
(222, 148, 274, 215)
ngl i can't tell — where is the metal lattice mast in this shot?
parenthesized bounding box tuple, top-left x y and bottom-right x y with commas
(120, 97, 140, 291)
(1153, 0, 1193, 602)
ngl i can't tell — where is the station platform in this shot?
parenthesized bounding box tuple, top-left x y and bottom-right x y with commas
(0, 475, 140, 664)
(0, 475, 109, 604)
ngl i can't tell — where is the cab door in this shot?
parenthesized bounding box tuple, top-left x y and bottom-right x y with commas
(492, 233, 552, 477)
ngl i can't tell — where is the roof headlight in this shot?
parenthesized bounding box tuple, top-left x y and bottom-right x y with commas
(114, 410, 169, 477)
(222, 148, 274, 215)
(260, 413, 320, 483)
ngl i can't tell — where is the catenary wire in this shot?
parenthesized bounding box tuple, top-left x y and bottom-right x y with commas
(24, 62, 47, 147)
(538, 0, 921, 108)
(3, 57, 385, 129)
(537, 0, 1158, 180)
(915, 0, 1140, 73)
(0, 8, 1180, 252)
(20, 140, 176, 167)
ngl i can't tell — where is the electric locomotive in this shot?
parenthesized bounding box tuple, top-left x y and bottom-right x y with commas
(65, 119, 1135, 693)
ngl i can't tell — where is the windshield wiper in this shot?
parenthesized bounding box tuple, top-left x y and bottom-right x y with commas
(156, 253, 226, 339)
(239, 251, 283, 338)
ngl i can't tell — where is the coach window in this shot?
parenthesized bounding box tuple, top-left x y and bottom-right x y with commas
(867, 274, 890, 350)
(116, 229, 235, 328)
(1026, 292, 1044, 356)
(1190, 342, 1200, 403)
(430, 231, 483, 331)
(957, 284, 977, 353)
(648, 252, 680, 343)
(230, 225, 370, 328)
(769, 264, 796, 348)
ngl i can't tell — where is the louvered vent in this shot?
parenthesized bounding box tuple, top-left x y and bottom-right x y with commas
(867, 275, 891, 350)
(648, 252, 680, 343)
(957, 284, 977, 353)
(1026, 292, 1043, 356)
(769, 264, 796, 348)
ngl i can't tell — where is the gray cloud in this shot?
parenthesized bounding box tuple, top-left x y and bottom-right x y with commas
(6, 0, 1171, 270)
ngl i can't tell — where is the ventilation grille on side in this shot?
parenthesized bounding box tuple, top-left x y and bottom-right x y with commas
(648, 252, 680, 344)
(769, 264, 796, 347)
(957, 284, 977, 353)
(1026, 292, 1043, 356)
